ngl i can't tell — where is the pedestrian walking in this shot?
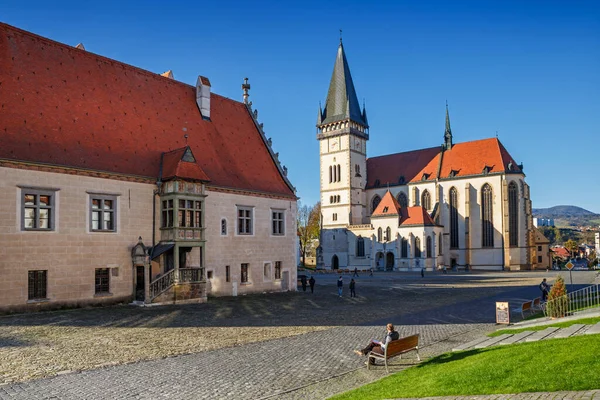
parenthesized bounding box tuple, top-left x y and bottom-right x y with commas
(420, 268, 424, 278)
(539, 278, 550, 301)
(337, 276, 343, 297)
(301, 275, 307, 292)
(369, 267, 373, 277)
(353, 267, 359, 278)
(350, 278, 356, 297)
(309, 276, 315, 293)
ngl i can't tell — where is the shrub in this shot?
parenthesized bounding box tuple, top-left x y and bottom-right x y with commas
(546, 275, 568, 318)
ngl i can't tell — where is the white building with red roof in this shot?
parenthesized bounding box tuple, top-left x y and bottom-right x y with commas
(0, 23, 297, 312)
(316, 41, 536, 272)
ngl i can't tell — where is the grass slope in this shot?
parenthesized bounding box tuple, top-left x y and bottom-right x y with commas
(332, 335, 600, 400)
(489, 317, 600, 337)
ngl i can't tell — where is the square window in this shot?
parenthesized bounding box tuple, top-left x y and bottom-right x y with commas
(95, 268, 110, 294)
(207, 271, 214, 280)
(90, 195, 117, 232)
(22, 189, 56, 231)
(537, 246, 542, 251)
(28, 270, 47, 300)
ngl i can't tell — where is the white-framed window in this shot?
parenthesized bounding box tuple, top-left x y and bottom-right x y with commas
(22, 188, 57, 231)
(263, 262, 272, 281)
(237, 206, 253, 235)
(90, 195, 117, 232)
(272, 210, 285, 235)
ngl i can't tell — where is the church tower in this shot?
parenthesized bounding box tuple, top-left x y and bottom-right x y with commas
(317, 41, 369, 228)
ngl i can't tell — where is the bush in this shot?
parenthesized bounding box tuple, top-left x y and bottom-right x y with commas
(546, 275, 568, 318)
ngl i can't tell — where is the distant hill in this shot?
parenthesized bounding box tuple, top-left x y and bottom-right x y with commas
(533, 205, 600, 227)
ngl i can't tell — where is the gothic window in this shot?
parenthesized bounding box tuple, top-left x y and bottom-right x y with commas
(401, 238, 408, 258)
(329, 166, 332, 183)
(377, 227, 383, 242)
(508, 181, 519, 247)
(450, 187, 459, 249)
(397, 192, 408, 207)
(439, 232, 442, 255)
(371, 195, 381, 213)
(421, 190, 431, 211)
(415, 237, 421, 258)
(336, 165, 341, 182)
(332, 165, 337, 182)
(385, 227, 391, 242)
(412, 187, 419, 206)
(356, 236, 365, 257)
(426, 236, 432, 258)
(481, 184, 494, 247)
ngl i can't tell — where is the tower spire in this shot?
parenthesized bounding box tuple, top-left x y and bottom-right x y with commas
(444, 101, 453, 150)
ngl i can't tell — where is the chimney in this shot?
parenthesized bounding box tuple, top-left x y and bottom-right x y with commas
(196, 75, 211, 120)
(161, 70, 174, 79)
(75, 43, 86, 50)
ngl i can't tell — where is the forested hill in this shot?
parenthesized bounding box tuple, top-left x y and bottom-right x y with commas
(533, 205, 600, 227)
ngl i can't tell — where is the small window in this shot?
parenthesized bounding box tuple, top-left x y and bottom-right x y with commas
(537, 256, 543, 263)
(275, 261, 282, 280)
(537, 246, 542, 251)
(90, 195, 117, 232)
(207, 271, 214, 280)
(272, 210, 285, 235)
(332, 213, 338, 221)
(22, 189, 56, 231)
(178, 199, 202, 228)
(162, 199, 174, 228)
(385, 227, 391, 241)
(263, 263, 271, 280)
(356, 237, 365, 257)
(241, 263, 249, 283)
(221, 219, 227, 235)
(28, 270, 47, 300)
(225, 265, 231, 282)
(95, 268, 110, 294)
(237, 207, 253, 235)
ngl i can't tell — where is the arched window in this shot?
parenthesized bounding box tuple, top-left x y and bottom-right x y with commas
(356, 236, 365, 257)
(415, 237, 421, 258)
(329, 166, 332, 183)
(397, 192, 408, 207)
(385, 227, 391, 242)
(449, 187, 459, 249)
(371, 195, 381, 213)
(421, 190, 431, 210)
(401, 238, 408, 258)
(333, 165, 337, 183)
(377, 227, 383, 242)
(426, 236, 432, 258)
(508, 181, 519, 247)
(337, 164, 341, 182)
(221, 219, 227, 235)
(438, 232, 442, 255)
(482, 184, 494, 247)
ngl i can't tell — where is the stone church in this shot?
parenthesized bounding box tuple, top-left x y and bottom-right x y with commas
(0, 23, 297, 313)
(316, 41, 538, 271)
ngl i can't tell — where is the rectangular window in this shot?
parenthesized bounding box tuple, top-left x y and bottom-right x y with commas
(263, 263, 271, 280)
(274, 261, 282, 280)
(95, 268, 110, 294)
(333, 213, 337, 221)
(22, 190, 55, 231)
(178, 199, 202, 228)
(537, 246, 542, 251)
(537, 256, 543, 263)
(28, 270, 47, 300)
(90, 195, 116, 232)
(161, 199, 174, 228)
(241, 263, 249, 283)
(237, 207, 253, 235)
(207, 271, 214, 280)
(225, 265, 230, 282)
(272, 210, 285, 235)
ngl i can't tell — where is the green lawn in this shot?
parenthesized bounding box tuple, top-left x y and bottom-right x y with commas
(331, 335, 600, 400)
(489, 317, 600, 337)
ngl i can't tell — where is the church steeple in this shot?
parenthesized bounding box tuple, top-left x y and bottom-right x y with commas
(320, 42, 367, 127)
(444, 101, 453, 150)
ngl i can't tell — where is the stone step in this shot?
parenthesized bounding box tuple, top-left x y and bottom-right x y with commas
(585, 322, 600, 335)
(525, 327, 559, 342)
(553, 324, 585, 339)
(499, 330, 535, 345)
(452, 336, 491, 351)
(474, 334, 513, 349)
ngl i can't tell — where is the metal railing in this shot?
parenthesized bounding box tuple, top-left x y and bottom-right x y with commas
(545, 284, 600, 318)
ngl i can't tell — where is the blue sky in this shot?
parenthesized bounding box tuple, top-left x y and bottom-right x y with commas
(3, 0, 599, 211)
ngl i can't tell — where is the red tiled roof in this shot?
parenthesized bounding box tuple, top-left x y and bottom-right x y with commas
(161, 147, 210, 182)
(0, 23, 294, 198)
(371, 190, 401, 217)
(399, 206, 436, 226)
(367, 138, 521, 187)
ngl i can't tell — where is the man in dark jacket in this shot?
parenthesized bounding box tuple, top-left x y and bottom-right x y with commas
(354, 323, 400, 364)
(309, 276, 315, 293)
(301, 275, 307, 292)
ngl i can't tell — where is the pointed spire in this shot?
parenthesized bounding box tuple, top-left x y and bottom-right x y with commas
(317, 102, 323, 125)
(444, 101, 453, 150)
(320, 42, 366, 127)
(362, 99, 369, 126)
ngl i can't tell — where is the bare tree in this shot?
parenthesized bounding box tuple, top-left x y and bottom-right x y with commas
(297, 201, 321, 267)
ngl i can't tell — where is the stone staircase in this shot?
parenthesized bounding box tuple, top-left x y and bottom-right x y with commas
(452, 322, 600, 351)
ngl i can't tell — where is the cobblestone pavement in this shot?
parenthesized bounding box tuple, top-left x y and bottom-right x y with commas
(0, 271, 597, 399)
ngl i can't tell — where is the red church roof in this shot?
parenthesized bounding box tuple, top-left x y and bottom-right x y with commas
(0, 23, 294, 198)
(399, 207, 436, 226)
(371, 190, 401, 217)
(367, 138, 522, 188)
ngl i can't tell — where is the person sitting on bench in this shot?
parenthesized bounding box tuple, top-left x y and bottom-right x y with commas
(354, 323, 399, 364)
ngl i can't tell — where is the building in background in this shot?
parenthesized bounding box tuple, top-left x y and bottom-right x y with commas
(533, 218, 555, 227)
(0, 23, 297, 313)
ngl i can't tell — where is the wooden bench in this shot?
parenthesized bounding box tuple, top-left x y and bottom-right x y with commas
(511, 300, 532, 319)
(367, 334, 420, 373)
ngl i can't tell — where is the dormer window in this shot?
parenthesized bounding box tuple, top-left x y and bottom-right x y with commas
(398, 176, 405, 185)
(421, 173, 430, 181)
(482, 165, 491, 174)
(449, 169, 459, 178)
(374, 179, 380, 187)
(383, 206, 389, 213)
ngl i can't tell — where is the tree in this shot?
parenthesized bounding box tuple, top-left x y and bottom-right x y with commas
(297, 201, 320, 267)
(564, 239, 578, 258)
(546, 275, 568, 318)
